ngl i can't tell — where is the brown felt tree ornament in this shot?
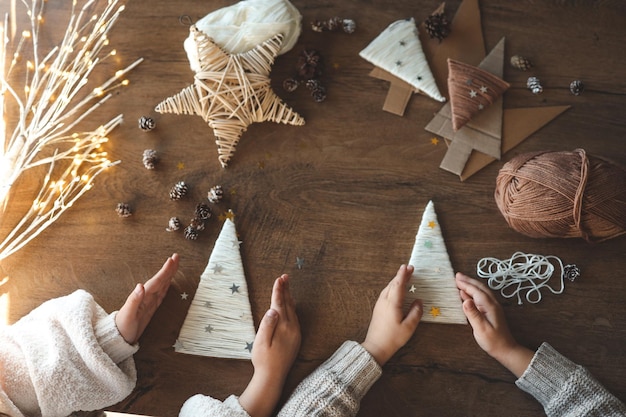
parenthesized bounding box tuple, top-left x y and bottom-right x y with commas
(447, 59, 510, 131)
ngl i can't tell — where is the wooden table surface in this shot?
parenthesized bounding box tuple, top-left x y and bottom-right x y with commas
(1, 0, 625, 416)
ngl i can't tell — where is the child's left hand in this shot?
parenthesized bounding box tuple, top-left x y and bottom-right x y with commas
(115, 253, 180, 344)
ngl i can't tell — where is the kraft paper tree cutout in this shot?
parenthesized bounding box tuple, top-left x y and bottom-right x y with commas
(155, 26, 305, 168)
(175, 216, 256, 359)
(360, 17, 445, 110)
(405, 201, 467, 324)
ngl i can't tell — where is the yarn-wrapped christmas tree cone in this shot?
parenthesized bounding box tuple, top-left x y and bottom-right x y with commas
(447, 58, 510, 131)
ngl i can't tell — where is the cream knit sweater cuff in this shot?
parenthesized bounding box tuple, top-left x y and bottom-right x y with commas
(95, 311, 139, 365)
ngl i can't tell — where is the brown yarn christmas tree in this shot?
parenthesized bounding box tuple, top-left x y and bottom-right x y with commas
(447, 58, 510, 131)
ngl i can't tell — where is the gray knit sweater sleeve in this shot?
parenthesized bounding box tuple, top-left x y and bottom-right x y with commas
(277, 340, 383, 417)
(516, 342, 626, 417)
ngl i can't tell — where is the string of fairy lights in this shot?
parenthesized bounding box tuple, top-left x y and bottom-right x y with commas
(0, 0, 142, 260)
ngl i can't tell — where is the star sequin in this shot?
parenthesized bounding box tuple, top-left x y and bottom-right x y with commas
(479, 85, 488, 94)
(478, 103, 485, 110)
(232, 239, 243, 248)
(409, 284, 417, 293)
(176, 161, 185, 170)
(155, 28, 304, 168)
(396, 60, 403, 66)
(245, 342, 253, 352)
(230, 283, 240, 294)
(399, 40, 407, 46)
(430, 306, 441, 317)
(465, 78, 473, 86)
(219, 210, 236, 222)
(205, 324, 214, 333)
(430, 137, 440, 145)
(204, 301, 212, 308)
(296, 257, 305, 270)
(428, 221, 436, 229)
(173, 339, 184, 350)
(180, 292, 189, 300)
(469, 90, 478, 98)
(424, 240, 433, 249)
(211, 263, 223, 274)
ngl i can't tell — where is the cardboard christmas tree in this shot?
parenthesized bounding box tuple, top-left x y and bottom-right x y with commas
(405, 201, 467, 324)
(175, 216, 256, 359)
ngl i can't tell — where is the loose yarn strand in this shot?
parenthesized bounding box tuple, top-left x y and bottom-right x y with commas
(477, 252, 577, 305)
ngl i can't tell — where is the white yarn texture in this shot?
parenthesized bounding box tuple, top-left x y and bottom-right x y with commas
(406, 200, 467, 324)
(477, 252, 569, 305)
(175, 217, 256, 359)
(359, 18, 445, 102)
(184, 0, 302, 73)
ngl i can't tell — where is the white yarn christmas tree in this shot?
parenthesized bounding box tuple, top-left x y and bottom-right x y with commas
(175, 216, 256, 359)
(405, 201, 467, 324)
(359, 18, 445, 102)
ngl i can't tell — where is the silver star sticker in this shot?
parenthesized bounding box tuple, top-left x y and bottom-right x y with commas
(180, 292, 189, 300)
(479, 85, 488, 94)
(245, 342, 253, 352)
(205, 324, 214, 333)
(478, 103, 484, 110)
(296, 257, 305, 269)
(232, 239, 243, 248)
(211, 263, 223, 274)
(465, 78, 473, 86)
(204, 300, 212, 308)
(230, 283, 240, 294)
(409, 284, 417, 293)
(173, 339, 184, 350)
(469, 90, 478, 98)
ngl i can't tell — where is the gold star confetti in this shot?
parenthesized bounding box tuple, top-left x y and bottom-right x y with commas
(430, 306, 441, 317)
(428, 220, 436, 229)
(155, 28, 304, 168)
(258, 160, 265, 169)
(409, 284, 417, 293)
(177, 161, 185, 170)
(430, 137, 440, 145)
(218, 210, 236, 222)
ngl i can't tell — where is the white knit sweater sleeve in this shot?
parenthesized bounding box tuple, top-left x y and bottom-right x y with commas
(277, 341, 383, 417)
(0, 290, 138, 417)
(516, 342, 626, 417)
(179, 394, 251, 417)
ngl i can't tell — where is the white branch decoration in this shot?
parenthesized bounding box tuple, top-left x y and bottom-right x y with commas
(0, 0, 142, 260)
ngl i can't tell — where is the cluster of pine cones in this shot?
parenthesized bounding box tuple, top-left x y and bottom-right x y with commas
(168, 183, 224, 240)
(283, 49, 327, 103)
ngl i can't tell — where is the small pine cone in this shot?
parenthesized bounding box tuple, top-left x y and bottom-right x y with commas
(305, 79, 323, 91)
(283, 77, 300, 92)
(169, 181, 188, 200)
(510, 55, 533, 71)
(311, 19, 326, 32)
(569, 80, 584, 96)
(207, 185, 224, 203)
(142, 149, 158, 170)
(189, 217, 205, 231)
(342, 18, 356, 34)
(195, 203, 212, 220)
(138, 116, 156, 131)
(297, 49, 323, 80)
(116, 202, 132, 218)
(424, 11, 450, 42)
(311, 86, 327, 103)
(183, 225, 199, 240)
(527, 76, 543, 94)
(166, 217, 181, 232)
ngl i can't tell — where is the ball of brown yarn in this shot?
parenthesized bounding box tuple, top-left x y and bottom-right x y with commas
(495, 149, 626, 242)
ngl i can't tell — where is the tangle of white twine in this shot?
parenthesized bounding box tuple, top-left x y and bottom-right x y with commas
(476, 251, 576, 305)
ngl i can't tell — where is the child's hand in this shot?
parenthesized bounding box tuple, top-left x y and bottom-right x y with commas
(455, 272, 533, 377)
(361, 265, 423, 366)
(238, 274, 301, 417)
(115, 253, 179, 344)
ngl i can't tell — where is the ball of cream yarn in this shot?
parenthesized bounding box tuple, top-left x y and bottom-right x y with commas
(184, 0, 302, 73)
(495, 149, 626, 242)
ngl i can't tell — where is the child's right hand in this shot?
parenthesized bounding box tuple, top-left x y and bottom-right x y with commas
(361, 265, 423, 366)
(455, 272, 534, 377)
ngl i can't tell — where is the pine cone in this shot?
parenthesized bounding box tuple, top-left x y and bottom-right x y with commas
(189, 217, 205, 231)
(297, 49, 323, 80)
(510, 55, 533, 71)
(166, 217, 181, 232)
(138, 116, 156, 131)
(169, 181, 188, 200)
(207, 185, 224, 203)
(283, 77, 300, 92)
(424, 11, 450, 42)
(195, 203, 212, 220)
(527, 76, 543, 94)
(116, 202, 132, 218)
(311, 86, 327, 103)
(183, 225, 199, 240)
(311, 17, 356, 34)
(569, 80, 584, 95)
(305, 79, 322, 91)
(342, 19, 356, 34)
(142, 149, 158, 170)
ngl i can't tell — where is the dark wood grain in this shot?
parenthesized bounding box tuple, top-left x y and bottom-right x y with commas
(1, 1, 625, 416)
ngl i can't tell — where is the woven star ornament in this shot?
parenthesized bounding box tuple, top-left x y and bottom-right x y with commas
(155, 26, 305, 167)
(447, 58, 510, 131)
(359, 18, 445, 102)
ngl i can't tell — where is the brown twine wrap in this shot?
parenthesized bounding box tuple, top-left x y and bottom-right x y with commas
(495, 149, 626, 242)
